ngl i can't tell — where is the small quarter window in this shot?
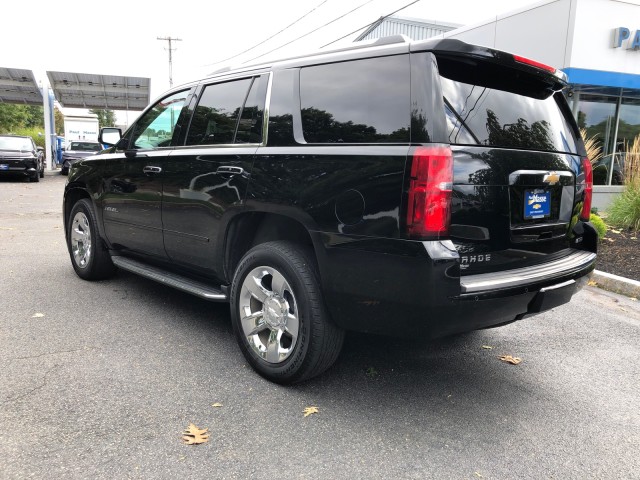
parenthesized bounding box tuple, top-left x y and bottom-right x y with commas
(300, 55, 410, 144)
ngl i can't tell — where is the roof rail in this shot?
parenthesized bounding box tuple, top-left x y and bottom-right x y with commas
(207, 35, 411, 77)
(370, 34, 411, 47)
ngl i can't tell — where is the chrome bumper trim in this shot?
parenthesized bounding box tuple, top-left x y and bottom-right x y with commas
(460, 251, 596, 294)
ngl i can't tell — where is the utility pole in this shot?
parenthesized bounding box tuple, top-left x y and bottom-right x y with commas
(157, 36, 182, 88)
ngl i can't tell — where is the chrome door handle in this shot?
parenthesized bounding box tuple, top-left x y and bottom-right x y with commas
(143, 166, 162, 174)
(216, 166, 244, 175)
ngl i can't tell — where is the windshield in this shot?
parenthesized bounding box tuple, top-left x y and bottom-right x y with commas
(69, 142, 101, 152)
(0, 136, 33, 151)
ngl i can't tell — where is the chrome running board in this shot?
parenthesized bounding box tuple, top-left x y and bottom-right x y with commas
(111, 256, 228, 301)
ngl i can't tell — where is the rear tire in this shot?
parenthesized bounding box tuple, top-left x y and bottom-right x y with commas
(230, 241, 344, 384)
(67, 199, 116, 280)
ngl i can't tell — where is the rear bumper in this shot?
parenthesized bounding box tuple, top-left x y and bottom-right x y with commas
(315, 232, 596, 338)
(0, 166, 36, 177)
(460, 250, 596, 293)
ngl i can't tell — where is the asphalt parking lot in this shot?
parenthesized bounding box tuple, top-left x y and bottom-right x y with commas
(1, 173, 639, 479)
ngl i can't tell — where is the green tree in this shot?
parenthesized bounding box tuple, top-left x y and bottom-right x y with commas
(24, 105, 45, 128)
(89, 108, 117, 129)
(0, 104, 29, 132)
(54, 107, 65, 135)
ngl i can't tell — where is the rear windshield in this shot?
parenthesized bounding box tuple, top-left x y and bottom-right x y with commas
(439, 60, 579, 154)
(0, 136, 32, 151)
(69, 142, 101, 152)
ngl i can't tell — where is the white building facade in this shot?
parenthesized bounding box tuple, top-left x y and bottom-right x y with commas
(444, 0, 640, 191)
(360, 1, 640, 206)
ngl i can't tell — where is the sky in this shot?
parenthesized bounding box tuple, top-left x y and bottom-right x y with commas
(1, 0, 539, 126)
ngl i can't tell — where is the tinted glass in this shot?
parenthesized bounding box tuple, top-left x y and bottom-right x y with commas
(131, 90, 189, 149)
(441, 74, 579, 153)
(186, 78, 252, 145)
(235, 76, 267, 144)
(70, 142, 101, 151)
(300, 55, 410, 143)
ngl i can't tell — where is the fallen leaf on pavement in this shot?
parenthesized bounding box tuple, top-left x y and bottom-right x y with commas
(32, 313, 45, 318)
(587, 280, 597, 287)
(211, 403, 223, 408)
(499, 355, 522, 365)
(303, 406, 319, 417)
(182, 423, 209, 445)
(481, 345, 493, 349)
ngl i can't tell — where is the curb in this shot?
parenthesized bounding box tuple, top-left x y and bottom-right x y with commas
(592, 270, 640, 298)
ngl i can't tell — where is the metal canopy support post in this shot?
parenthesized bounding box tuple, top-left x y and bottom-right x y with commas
(42, 86, 55, 171)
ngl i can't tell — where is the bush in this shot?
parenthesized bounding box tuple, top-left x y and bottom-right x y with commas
(606, 181, 640, 231)
(589, 213, 607, 240)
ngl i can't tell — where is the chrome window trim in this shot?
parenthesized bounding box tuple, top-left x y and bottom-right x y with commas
(460, 250, 596, 293)
(262, 71, 273, 147)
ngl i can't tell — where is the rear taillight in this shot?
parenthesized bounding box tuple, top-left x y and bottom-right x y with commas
(513, 54, 556, 74)
(580, 157, 593, 221)
(406, 146, 453, 238)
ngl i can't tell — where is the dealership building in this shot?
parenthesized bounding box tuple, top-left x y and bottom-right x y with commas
(362, 0, 640, 207)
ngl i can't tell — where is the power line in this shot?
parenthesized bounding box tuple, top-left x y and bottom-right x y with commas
(157, 36, 182, 88)
(241, 0, 376, 65)
(204, 0, 330, 68)
(320, 0, 422, 48)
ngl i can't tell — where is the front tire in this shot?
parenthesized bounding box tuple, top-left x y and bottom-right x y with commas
(67, 199, 116, 280)
(230, 241, 344, 384)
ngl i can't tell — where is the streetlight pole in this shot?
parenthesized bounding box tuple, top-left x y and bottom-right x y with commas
(157, 36, 182, 88)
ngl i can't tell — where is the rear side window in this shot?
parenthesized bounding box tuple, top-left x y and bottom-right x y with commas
(439, 59, 579, 153)
(186, 76, 265, 146)
(300, 55, 410, 143)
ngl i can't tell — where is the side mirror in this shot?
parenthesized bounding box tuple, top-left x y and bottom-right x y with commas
(99, 127, 122, 147)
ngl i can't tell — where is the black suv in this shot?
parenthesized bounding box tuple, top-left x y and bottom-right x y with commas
(63, 37, 596, 383)
(0, 134, 44, 182)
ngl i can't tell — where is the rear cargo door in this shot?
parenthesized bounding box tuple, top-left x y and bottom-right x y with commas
(436, 55, 585, 274)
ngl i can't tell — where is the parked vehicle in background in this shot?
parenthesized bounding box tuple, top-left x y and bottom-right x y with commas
(0, 134, 43, 182)
(60, 140, 103, 175)
(63, 36, 597, 384)
(63, 115, 99, 144)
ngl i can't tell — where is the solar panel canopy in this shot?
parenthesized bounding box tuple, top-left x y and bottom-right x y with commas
(47, 71, 150, 110)
(0, 68, 43, 105)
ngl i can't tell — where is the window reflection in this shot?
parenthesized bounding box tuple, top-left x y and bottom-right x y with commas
(300, 55, 410, 143)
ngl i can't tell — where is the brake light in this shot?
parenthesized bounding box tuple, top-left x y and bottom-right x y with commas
(513, 54, 556, 74)
(406, 146, 453, 238)
(580, 157, 593, 221)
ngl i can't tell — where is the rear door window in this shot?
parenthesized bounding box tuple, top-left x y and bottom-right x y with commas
(439, 59, 579, 153)
(186, 76, 266, 146)
(299, 55, 410, 143)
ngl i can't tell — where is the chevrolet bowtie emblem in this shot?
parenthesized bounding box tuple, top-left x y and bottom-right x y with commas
(543, 172, 560, 185)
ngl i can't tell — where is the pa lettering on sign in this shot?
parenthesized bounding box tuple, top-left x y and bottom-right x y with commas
(613, 27, 640, 49)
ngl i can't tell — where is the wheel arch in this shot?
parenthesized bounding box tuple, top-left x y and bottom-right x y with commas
(223, 212, 323, 283)
(63, 187, 106, 243)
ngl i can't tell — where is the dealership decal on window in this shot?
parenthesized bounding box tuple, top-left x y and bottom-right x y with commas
(613, 27, 640, 49)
